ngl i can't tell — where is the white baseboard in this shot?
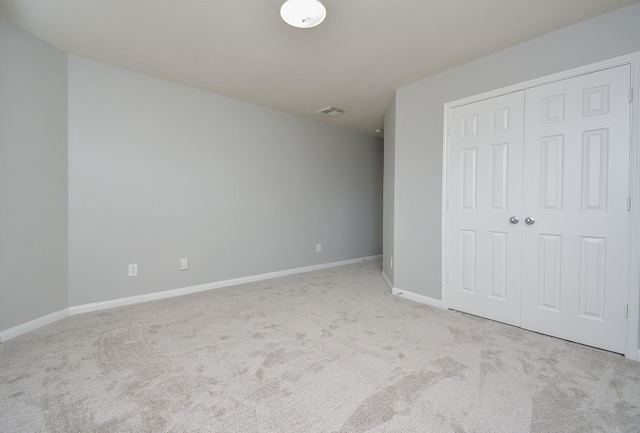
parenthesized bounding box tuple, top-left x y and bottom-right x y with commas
(70, 255, 381, 315)
(392, 287, 443, 309)
(0, 309, 69, 343)
(381, 271, 444, 309)
(381, 271, 393, 290)
(0, 255, 382, 342)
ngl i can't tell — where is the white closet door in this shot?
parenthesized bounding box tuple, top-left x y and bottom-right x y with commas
(521, 65, 631, 353)
(446, 91, 525, 326)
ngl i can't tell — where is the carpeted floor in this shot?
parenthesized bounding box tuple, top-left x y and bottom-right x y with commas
(1, 259, 639, 432)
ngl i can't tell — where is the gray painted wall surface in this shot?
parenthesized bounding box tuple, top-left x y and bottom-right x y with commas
(68, 56, 383, 306)
(0, 18, 68, 331)
(382, 96, 395, 283)
(390, 3, 640, 300)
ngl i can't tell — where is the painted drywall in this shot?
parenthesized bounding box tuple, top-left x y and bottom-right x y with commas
(382, 95, 395, 284)
(0, 18, 68, 332)
(68, 56, 383, 306)
(390, 2, 640, 300)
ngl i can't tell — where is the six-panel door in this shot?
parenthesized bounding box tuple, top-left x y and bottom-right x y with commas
(446, 65, 631, 353)
(446, 91, 525, 327)
(520, 65, 631, 353)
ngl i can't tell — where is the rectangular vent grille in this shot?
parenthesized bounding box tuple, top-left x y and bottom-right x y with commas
(315, 106, 347, 117)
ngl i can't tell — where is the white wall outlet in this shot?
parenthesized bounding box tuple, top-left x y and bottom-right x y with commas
(128, 264, 138, 277)
(180, 257, 188, 270)
(390, 256, 393, 269)
(316, 243, 322, 253)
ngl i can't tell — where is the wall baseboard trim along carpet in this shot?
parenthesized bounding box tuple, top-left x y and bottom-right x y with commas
(381, 270, 393, 290)
(0, 309, 71, 343)
(0, 255, 381, 343)
(392, 287, 443, 309)
(382, 271, 444, 309)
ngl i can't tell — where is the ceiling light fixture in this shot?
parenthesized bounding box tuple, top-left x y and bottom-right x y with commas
(280, 0, 326, 29)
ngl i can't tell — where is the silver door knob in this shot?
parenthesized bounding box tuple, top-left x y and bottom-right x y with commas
(509, 216, 519, 224)
(525, 217, 535, 225)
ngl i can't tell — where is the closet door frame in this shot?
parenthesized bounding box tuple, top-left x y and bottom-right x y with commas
(441, 52, 640, 360)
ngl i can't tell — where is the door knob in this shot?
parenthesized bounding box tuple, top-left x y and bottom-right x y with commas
(509, 216, 519, 224)
(525, 216, 535, 225)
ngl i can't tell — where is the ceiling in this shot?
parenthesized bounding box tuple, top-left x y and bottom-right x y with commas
(1, 0, 638, 136)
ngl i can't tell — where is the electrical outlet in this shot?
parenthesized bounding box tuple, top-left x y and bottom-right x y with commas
(390, 256, 393, 269)
(128, 264, 138, 277)
(180, 258, 188, 271)
(316, 243, 322, 253)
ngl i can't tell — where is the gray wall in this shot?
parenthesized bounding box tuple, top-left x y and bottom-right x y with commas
(389, 3, 640, 300)
(382, 96, 395, 283)
(0, 18, 68, 331)
(68, 56, 383, 306)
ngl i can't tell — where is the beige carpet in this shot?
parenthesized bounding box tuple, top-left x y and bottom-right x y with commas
(1, 259, 639, 432)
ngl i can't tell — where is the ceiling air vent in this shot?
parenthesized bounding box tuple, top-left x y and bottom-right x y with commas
(315, 106, 347, 117)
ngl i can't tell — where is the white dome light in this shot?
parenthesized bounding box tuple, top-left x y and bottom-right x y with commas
(280, 0, 327, 29)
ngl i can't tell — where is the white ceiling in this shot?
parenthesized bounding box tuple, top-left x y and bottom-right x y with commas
(1, 0, 638, 136)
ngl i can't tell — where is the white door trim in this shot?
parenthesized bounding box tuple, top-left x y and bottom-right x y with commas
(441, 52, 640, 360)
